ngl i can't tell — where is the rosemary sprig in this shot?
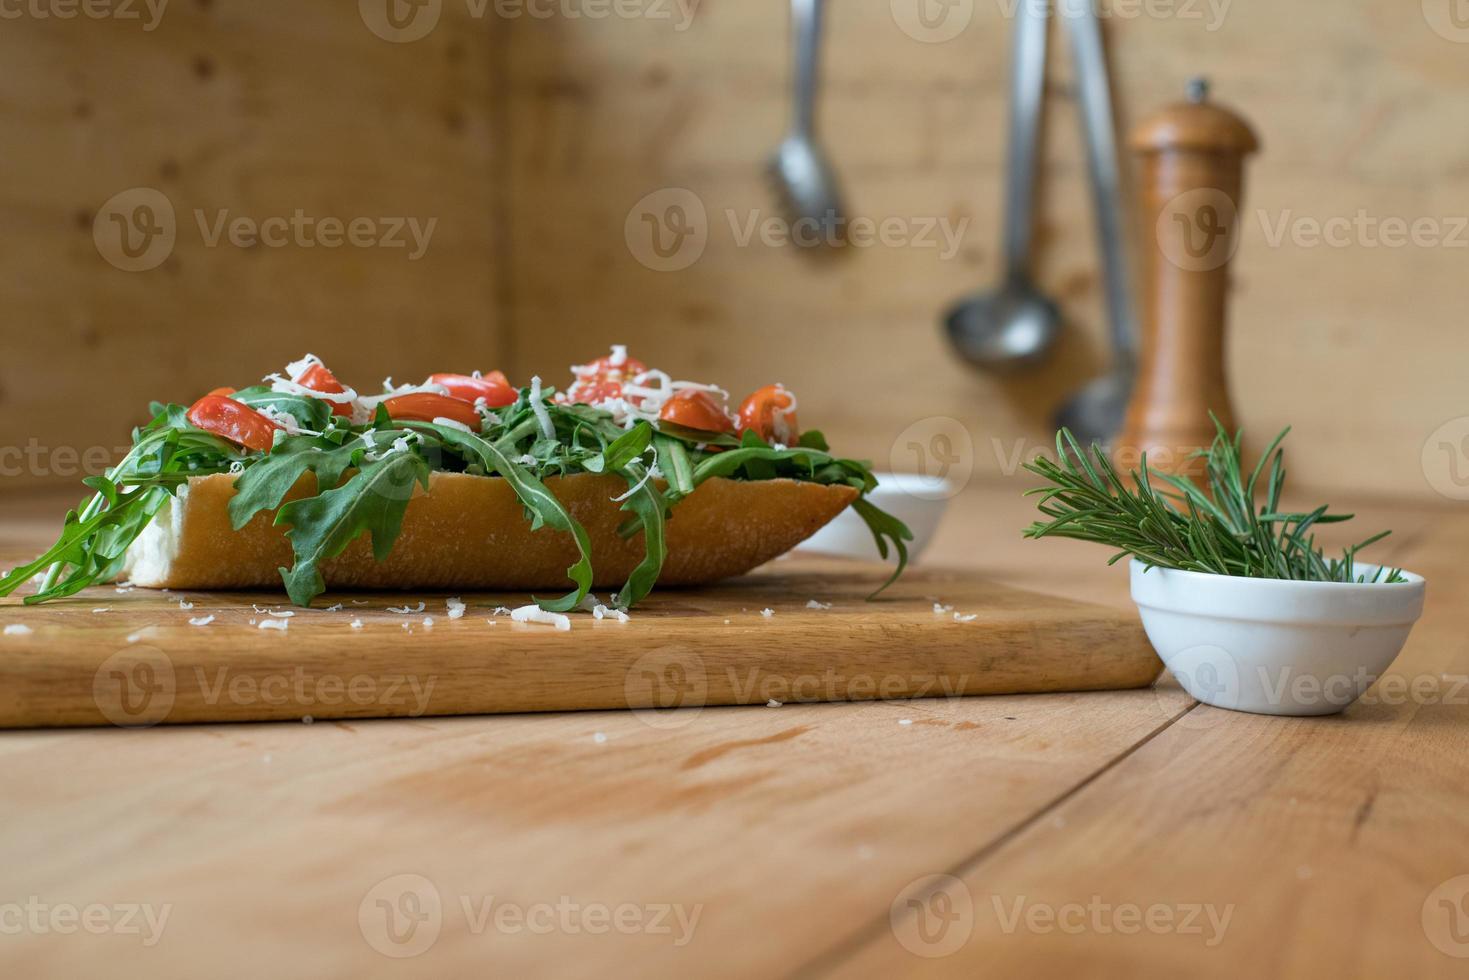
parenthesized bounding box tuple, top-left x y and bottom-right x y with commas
(1023, 418, 1404, 584)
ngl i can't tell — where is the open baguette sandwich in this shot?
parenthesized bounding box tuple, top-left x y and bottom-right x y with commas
(2, 348, 911, 614)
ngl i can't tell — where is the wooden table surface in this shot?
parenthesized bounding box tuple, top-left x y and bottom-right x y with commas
(1, 480, 1466, 979)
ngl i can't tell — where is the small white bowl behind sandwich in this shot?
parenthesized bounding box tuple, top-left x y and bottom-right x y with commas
(798, 472, 951, 564)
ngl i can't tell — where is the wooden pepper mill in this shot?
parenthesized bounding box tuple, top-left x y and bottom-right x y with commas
(1115, 78, 1259, 478)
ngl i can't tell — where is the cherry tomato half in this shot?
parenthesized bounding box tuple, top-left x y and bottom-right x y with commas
(295, 361, 353, 417)
(564, 378, 626, 406)
(382, 392, 481, 430)
(205, 386, 237, 398)
(187, 395, 280, 453)
(428, 372, 517, 408)
(576, 351, 646, 381)
(659, 389, 734, 434)
(737, 384, 799, 444)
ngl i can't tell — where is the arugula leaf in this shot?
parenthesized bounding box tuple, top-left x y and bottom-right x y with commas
(230, 386, 332, 432)
(227, 435, 363, 530)
(413, 423, 595, 613)
(587, 421, 653, 474)
(0, 422, 235, 603)
(612, 464, 668, 608)
(653, 433, 694, 498)
(274, 451, 430, 607)
(851, 496, 913, 598)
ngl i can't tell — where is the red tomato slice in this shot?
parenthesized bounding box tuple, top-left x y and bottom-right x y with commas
(382, 393, 481, 430)
(294, 361, 353, 416)
(187, 395, 280, 453)
(205, 386, 237, 398)
(659, 389, 734, 434)
(428, 373, 517, 408)
(737, 384, 799, 444)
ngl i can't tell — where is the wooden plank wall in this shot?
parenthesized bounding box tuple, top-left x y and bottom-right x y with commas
(2, 1, 1465, 502)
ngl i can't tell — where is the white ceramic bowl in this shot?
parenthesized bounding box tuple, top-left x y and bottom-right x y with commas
(798, 472, 951, 564)
(1131, 560, 1426, 716)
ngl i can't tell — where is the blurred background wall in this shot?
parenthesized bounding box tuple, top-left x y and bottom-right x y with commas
(1, 0, 1465, 501)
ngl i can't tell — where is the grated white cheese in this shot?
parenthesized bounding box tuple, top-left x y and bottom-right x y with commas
(529, 376, 556, 440)
(933, 603, 954, 615)
(898, 718, 913, 726)
(806, 600, 833, 610)
(446, 597, 466, 620)
(178, 599, 194, 611)
(432, 416, 474, 434)
(766, 699, 783, 708)
(510, 604, 571, 631)
(422, 617, 434, 628)
(593, 731, 608, 744)
(92, 608, 110, 614)
(492, 606, 513, 616)
(760, 608, 774, 619)
(325, 603, 344, 613)
(266, 610, 294, 619)
(954, 612, 978, 623)
(350, 618, 364, 629)
(258, 619, 289, 632)
(592, 604, 630, 623)
(388, 602, 426, 615)
(189, 615, 216, 627)
(3, 624, 33, 637)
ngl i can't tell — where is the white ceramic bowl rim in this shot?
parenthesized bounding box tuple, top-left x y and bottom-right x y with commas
(1129, 559, 1425, 627)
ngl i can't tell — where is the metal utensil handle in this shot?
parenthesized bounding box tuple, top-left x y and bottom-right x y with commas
(1001, 0, 1049, 280)
(1060, 0, 1137, 362)
(790, 0, 824, 136)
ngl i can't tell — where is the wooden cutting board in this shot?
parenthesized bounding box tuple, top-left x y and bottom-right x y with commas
(0, 558, 1160, 728)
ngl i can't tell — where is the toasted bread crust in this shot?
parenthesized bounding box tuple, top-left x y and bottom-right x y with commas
(123, 472, 858, 592)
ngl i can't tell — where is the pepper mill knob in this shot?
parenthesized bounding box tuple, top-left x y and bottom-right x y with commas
(1115, 80, 1260, 478)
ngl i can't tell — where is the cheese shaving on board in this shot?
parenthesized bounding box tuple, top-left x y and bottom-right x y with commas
(510, 604, 571, 631)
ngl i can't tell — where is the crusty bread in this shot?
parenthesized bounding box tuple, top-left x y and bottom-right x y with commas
(121, 472, 858, 592)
